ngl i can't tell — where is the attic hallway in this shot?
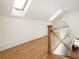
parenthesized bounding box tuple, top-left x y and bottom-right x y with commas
(0, 25, 73, 59)
(1, 0, 79, 59)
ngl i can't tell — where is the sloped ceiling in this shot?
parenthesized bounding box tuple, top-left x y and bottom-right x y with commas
(0, 0, 13, 16)
(57, 0, 79, 12)
(0, 0, 79, 20)
(0, 0, 60, 20)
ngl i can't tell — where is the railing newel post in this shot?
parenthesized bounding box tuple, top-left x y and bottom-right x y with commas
(47, 25, 53, 54)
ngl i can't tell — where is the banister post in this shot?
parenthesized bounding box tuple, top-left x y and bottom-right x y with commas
(47, 25, 53, 54)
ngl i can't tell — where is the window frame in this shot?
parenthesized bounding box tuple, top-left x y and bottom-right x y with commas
(13, 0, 28, 11)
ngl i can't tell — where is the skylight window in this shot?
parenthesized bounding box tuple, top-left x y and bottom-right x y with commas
(49, 9, 64, 21)
(11, 0, 32, 16)
(13, 0, 28, 10)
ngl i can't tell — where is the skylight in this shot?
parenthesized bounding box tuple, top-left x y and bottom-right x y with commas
(49, 9, 64, 21)
(13, 0, 28, 10)
(11, 0, 32, 16)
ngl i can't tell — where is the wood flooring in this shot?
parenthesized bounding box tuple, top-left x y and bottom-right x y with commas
(45, 54, 72, 59)
(0, 35, 73, 59)
(0, 36, 48, 59)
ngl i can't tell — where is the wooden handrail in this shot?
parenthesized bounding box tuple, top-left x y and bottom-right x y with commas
(54, 26, 69, 30)
(47, 25, 71, 54)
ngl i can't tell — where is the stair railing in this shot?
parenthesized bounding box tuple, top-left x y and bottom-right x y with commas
(47, 25, 72, 54)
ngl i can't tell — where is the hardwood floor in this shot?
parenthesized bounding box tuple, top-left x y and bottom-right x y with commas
(0, 36, 48, 59)
(45, 54, 72, 59)
(0, 35, 73, 59)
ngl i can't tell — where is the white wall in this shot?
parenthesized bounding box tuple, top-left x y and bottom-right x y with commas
(0, 16, 50, 51)
(64, 12, 79, 38)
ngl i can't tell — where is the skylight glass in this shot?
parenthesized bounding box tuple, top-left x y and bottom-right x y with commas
(13, 0, 28, 10)
(11, 0, 32, 16)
